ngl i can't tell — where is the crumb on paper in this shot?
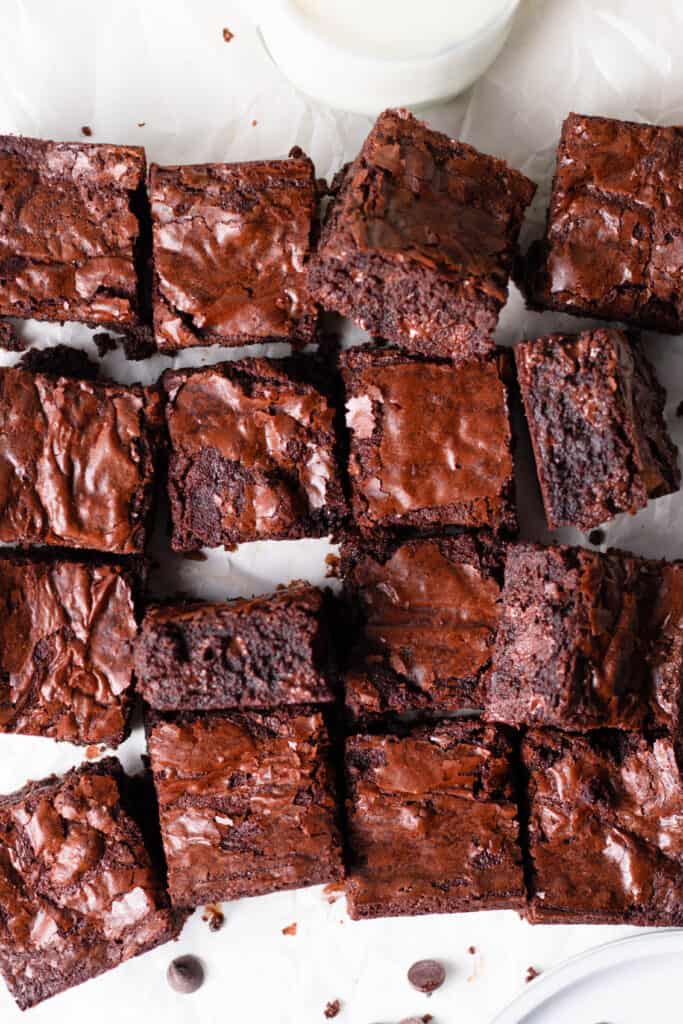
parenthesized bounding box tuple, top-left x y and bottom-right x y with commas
(588, 528, 605, 546)
(282, 922, 297, 936)
(85, 745, 104, 760)
(81, 125, 92, 137)
(222, 27, 234, 42)
(251, 119, 258, 127)
(324, 553, 341, 579)
(137, 121, 146, 127)
(322, 881, 344, 903)
(93, 331, 117, 357)
(201, 903, 225, 932)
(525, 966, 541, 983)
(324, 999, 341, 1019)
(468, 945, 477, 955)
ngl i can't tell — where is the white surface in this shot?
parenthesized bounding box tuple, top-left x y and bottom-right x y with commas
(1, 1, 683, 1022)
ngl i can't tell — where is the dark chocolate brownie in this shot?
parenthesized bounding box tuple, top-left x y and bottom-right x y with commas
(486, 542, 683, 733)
(341, 533, 502, 719)
(523, 729, 683, 926)
(340, 346, 516, 533)
(162, 357, 345, 550)
(523, 112, 683, 332)
(0, 553, 137, 746)
(515, 328, 679, 530)
(135, 583, 334, 710)
(0, 135, 146, 328)
(0, 758, 181, 1010)
(147, 708, 342, 907)
(149, 152, 318, 351)
(309, 108, 536, 362)
(344, 721, 525, 919)
(0, 366, 159, 554)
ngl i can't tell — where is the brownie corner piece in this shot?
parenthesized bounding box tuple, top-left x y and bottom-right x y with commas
(135, 582, 334, 711)
(523, 728, 683, 926)
(149, 151, 318, 351)
(515, 327, 680, 531)
(0, 134, 146, 328)
(309, 108, 535, 361)
(344, 720, 524, 920)
(147, 708, 342, 907)
(340, 346, 516, 533)
(522, 111, 683, 332)
(0, 757, 180, 1010)
(162, 357, 345, 549)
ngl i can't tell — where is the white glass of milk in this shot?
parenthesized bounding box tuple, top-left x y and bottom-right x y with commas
(257, 0, 520, 115)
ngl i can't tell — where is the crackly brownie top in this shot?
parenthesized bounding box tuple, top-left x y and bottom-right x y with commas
(539, 112, 683, 322)
(0, 557, 136, 745)
(340, 347, 514, 529)
(150, 154, 317, 348)
(163, 358, 342, 544)
(0, 135, 145, 325)
(0, 367, 156, 553)
(321, 109, 535, 298)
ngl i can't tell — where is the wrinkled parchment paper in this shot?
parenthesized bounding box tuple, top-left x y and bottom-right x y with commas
(1, 1, 683, 1021)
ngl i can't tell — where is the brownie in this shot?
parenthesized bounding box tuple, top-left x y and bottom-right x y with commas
(486, 542, 683, 733)
(523, 112, 683, 332)
(515, 328, 680, 530)
(0, 553, 137, 746)
(162, 358, 345, 550)
(0, 758, 181, 1010)
(523, 729, 683, 926)
(309, 108, 536, 362)
(149, 152, 318, 351)
(147, 708, 342, 907)
(341, 533, 502, 719)
(340, 346, 516, 533)
(0, 366, 158, 554)
(0, 135, 146, 328)
(135, 583, 334, 710)
(344, 721, 525, 920)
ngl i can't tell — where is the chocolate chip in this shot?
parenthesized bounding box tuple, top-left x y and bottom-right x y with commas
(167, 955, 204, 994)
(81, 125, 92, 137)
(407, 959, 446, 994)
(588, 528, 605, 546)
(468, 945, 477, 955)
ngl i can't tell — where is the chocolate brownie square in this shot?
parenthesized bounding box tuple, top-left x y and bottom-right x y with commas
(0, 758, 181, 1010)
(340, 347, 516, 532)
(162, 357, 345, 550)
(486, 542, 683, 732)
(147, 709, 342, 907)
(135, 583, 334, 711)
(523, 112, 683, 332)
(341, 533, 502, 720)
(0, 553, 137, 746)
(0, 366, 158, 554)
(523, 729, 683, 925)
(515, 328, 679, 530)
(309, 108, 535, 361)
(149, 151, 318, 351)
(344, 721, 524, 919)
(0, 135, 146, 328)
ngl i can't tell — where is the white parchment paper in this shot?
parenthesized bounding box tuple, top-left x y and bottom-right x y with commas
(1, 1, 683, 1021)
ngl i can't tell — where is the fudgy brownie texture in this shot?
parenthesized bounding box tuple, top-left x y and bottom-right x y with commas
(523, 112, 683, 331)
(0, 553, 137, 746)
(523, 729, 683, 925)
(0, 136, 146, 327)
(487, 542, 683, 733)
(340, 346, 516, 532)
(344, 721, 525, 919)
(149, 152, 318, 351)
(0, 366, 159, 554)
(515, 328, 679, 530)
(0, 759, 181, 1010)
(309, 108, 535, 361)
(135, 583, 334, 711)
(162, 357, 345, 550)
(341, 533, 502, 719)
(147, 709, 342, 907)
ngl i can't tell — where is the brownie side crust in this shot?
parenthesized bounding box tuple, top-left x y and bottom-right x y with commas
(0, 135, 146, 327)
(135, 584, 334, 710)
(309, 108, 535, 361)
(515, 328, 679, 530)
(0, 758, 181, 1010)
(344, 721, 525, 920)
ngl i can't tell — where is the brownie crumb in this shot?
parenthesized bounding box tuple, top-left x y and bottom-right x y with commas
(167, 955, 204, 994)
(121, 322, 156, 361)
(19, 344, 100, 381)
(324, 999, 341, 1018)
(468, 946, 477, 956)
(323, 881, 345, 903)
(407, 960, 446, 995)
(93, 331, 117, 357)
(252, 120, 258, 127)
(0, 320, 26, 351)
(222, 26, 234, 42)
(588, 528, 605, 546)
(282, 922, 298, 936)
(201, 903, 225, 932)
(525, 966, 541, 983)
(81, 125, 93, 137)
(137, 122, 146, 127)
(85, 745, 105, 760)
(325, 553, 341, 578)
